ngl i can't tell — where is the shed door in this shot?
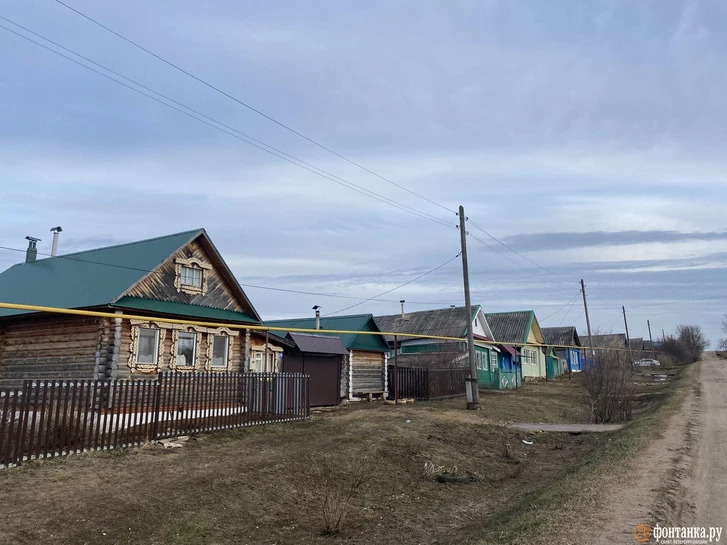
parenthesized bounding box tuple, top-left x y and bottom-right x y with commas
(282, 354, 341, 407)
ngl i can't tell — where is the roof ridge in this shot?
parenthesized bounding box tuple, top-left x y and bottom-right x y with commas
(48, 228, 203, 261)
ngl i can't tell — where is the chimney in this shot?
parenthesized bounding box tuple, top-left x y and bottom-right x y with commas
(312, 305, 321, 330)
(50, 226, 62, 257)
(25, 236, 41, 263)
(400, 300, 405, 318)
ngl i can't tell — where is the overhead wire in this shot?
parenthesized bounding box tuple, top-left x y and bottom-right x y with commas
(325, 252, 462, 316)
(0, 18, 454, 230)
(50, 1, 610, 295)
(54, 0, 458, 217)
(0, 244, 458, 308)
(6, 8, 685, 319)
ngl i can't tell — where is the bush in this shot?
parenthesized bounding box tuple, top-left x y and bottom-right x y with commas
(582, 350, 634, 423)
(660, 324, 709, 364)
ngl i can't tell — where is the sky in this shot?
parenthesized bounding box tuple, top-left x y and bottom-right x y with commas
(1, 0, 726, 346)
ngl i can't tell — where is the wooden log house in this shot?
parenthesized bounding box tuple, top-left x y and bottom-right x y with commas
(0, 229, 290, 389)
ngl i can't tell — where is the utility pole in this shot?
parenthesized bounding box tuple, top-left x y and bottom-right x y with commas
(580, 279, 595, 362)
(459, 205, 479, 410)
(647, 320, 656, 359)
(662, 329, 666, 343)
(623, 306, 633, 365)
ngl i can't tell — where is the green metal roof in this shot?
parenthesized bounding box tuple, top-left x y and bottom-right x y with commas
(0, 230, 202, 318)
(113, 296, 259, 324)
(265, 314, 388, 352)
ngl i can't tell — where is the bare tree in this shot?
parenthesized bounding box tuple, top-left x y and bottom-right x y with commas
(717, 315, 727, 352)
(676, 324, 709, 363)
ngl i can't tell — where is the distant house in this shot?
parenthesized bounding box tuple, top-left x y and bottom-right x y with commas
(542, 326, 584, 373)
(590, 333, 627, 348)
(374, 305, 518, 389)
(0, 229, 287, 389)
(265, 314, 389, 400)
(486, 311, 546, 380)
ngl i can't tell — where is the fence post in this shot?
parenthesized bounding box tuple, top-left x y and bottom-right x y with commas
(150, 372, 163, 441)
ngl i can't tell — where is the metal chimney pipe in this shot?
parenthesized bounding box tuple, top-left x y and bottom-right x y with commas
(400, 300, 405, 318)
(313, 305, 321, 330)
(50, 226, 62, 257)
(25, 236, 41, 263)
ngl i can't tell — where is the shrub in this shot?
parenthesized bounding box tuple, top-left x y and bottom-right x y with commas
(582, 350, 634, 423)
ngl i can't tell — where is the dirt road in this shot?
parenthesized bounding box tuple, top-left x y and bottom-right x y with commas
(587, 355, 727, 543)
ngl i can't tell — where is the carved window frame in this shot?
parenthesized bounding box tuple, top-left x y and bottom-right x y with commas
(129, 323, 167, 372)
(249, 343, 284, 373)
(205, 328, 237, 371)
(170, 328, 200, 372)
(174, 257, 212, 295)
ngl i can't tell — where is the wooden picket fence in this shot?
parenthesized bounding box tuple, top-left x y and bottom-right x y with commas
(0, 371, 309, 468)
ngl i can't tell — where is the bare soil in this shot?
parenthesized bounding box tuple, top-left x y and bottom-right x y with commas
(0, 376, 599, 545)
(558, 355, 726, 544)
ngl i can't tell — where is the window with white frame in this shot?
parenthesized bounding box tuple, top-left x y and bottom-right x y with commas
(210, 335, 229, 368)
(250, 346, 281, 373)
(136, 328, 160, 365)
(490, 350, 498, 370)
(522, 348, 537, 366)
(175, 331, 197, 367)
(180, 265, 203, 289)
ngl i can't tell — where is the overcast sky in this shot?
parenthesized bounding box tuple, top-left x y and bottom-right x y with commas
(1, 0, 726, 345)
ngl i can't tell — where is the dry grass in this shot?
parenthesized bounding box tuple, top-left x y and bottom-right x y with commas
(0, 380, 599, 545)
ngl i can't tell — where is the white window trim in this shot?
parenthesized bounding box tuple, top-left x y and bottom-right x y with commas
(206, 331, 235, 371)
(249, 343, 283, 373)
(174, 257, 212, 295)
(170, 329, 199, 371)
(129, 325, 166, 372)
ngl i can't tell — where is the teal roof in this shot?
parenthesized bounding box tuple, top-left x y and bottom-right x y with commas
(0, 230, 202, 318)
(265, 314, 388, 352)
(114, 296, 259, 324)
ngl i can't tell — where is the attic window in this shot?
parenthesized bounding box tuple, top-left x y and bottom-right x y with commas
(181, 266, 202, 288)
(174, 257, 211, 295)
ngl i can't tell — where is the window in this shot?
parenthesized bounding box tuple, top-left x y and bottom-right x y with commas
(180, 266, 203, 288)
(490, 351, 498, 370)
(522, 348, 537, 365)
(176, 331, 197, 367)
(137, 328, 159, 365)
(174, 257, 211, 295)
(211, 335, 229, 368)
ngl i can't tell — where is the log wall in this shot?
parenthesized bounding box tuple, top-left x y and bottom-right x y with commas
(0, 315, 102, 388)
(351, 350, 386, 394)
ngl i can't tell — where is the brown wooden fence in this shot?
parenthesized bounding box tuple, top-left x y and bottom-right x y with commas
(387, 366, 467, 400)
(0, 372, 309, 468)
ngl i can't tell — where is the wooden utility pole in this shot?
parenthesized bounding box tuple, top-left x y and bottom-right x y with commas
(647, 320, 656, 359)
(580, 279, 594, 362)
(623, 306, 633, 364)
(393, 335, 399, 404)
(459, 205, 479, 410)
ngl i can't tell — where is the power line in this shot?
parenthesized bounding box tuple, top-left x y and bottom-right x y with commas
(0, 19, 454, 230)
(8, 10, 603, 291)
(54, 0, 458, 217)
(53, 0, 598, 294)
(557, 292, 581, 327)
(539, 290, 582, 323)
(0, 244, 458, 308)
(325, 252, 461, 316)
(468, 219, 567, 282)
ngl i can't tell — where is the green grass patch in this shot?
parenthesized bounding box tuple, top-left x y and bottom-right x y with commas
(152, 513, 219, 545)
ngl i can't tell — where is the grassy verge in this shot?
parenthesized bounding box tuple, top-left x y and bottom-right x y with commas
(469, 363, 699, 544)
